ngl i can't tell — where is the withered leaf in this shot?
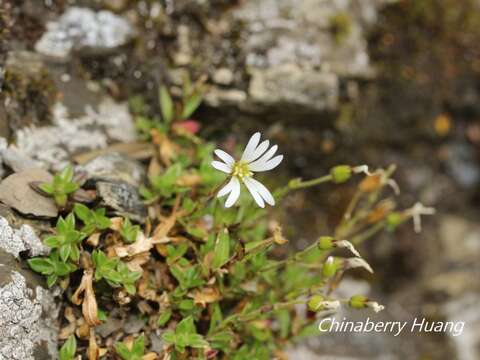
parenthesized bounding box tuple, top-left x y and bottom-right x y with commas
(71, 269, 101, 326)
(189, 287, 221, 307)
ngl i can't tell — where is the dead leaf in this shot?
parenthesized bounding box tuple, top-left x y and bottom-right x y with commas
(189, 287, 221, 307)
(359, 174, 381, 193)
(272, 225, 288, 245)
(109, 217, 124, 231)
(114, 232, 170, 258)
(151, 129, 179, 166)
(143, 353, 159, 360)
(176, 173, 202, 187)
(72, 269, 101, 326)
(86, 232, 101, 247)
(87, 328, 99, 360)
(148, 157, 162, 178)
(59, 307, 76, 339)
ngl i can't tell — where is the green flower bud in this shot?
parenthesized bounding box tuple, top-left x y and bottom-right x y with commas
(322, 256, 337, 278)
(386, 212, 403, 232)
(349, 295, 368, 309)
(307, 295, 325, 312)
(330, 165, 352, 184)
(318, 236, 334, 250)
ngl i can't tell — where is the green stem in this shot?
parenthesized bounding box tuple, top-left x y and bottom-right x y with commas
(289, 174, 333, 190)
(350, 221, 385, 245)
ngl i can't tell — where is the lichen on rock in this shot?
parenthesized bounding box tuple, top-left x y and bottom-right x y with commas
(0, 270, 58, 360)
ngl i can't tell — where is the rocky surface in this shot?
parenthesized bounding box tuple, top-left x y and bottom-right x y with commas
(0, 267, 58, 360)
(35, 7, 135, 60)
(96, 181, 147, 223)
(81, 152, 146, 187)
(0, 169, 58, 218)
(15, 98, 135, 171)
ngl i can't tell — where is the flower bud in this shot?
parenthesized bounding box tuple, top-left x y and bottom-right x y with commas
(307, 295, 325, 311)
(308, 296, 340, 312)
(330, 165, 352, 184)
(322, 256, 338, 278)
(349, 295, 385, 313)
(318, 236, 334, 250)
(386, 212, 403, 232)
(349, 295, 368, 309)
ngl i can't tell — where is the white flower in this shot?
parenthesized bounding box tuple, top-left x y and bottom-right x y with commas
(366, 301, 385, 313)
(407, 202, 436, 233)
(211, 132, 283, 208)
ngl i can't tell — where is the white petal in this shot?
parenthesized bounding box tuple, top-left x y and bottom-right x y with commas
(248, 177, 275, 206)
(248, 155, 283, 172)
(245, 140, 270, 163)
(217, 177, 235, 198)
(211, 161, 232, 174)
(224, 177, 240, 208)
(241, 132, 261, 162)
(243, 177, 265, 208)
(214, 149, 235, 166)
(247, 145, 277, 168)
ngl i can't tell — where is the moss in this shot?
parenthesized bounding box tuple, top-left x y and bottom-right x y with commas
(329, 12, 352, 45)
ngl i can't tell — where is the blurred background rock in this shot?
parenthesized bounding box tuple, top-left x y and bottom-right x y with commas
(0, 0, 479, 359)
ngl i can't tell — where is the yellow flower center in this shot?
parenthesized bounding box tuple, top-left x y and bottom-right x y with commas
(231, 161, 252, 179)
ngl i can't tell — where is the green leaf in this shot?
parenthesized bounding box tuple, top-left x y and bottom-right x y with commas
(47, 274, 58, 287)
(63, 182, 79, 193)
(73, 203, 90, 222)
(59, 244, 71, 262)
(60, 165, 74, 182)
(157, 309, 172, 327)
(54, 194, 68, 207)
(176, 316, 196, 335)
(28, 258, 54, 275)
(211, 229, 230, 270)
(59, 335, 76, 360)
(39, 183, 54, 194)
(208, 332, 233, 351)
(185, 333, 208, 348)
(162, 330, 176, 345)
(182, 93, 202, 119)
(114, 342, 132, 360)
(131, 335, 145, 356)
(159, 85, 174, 123)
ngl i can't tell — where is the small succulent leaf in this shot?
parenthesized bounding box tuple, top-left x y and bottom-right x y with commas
(159, 86, 174, 123)
(59, 335, 76, 360)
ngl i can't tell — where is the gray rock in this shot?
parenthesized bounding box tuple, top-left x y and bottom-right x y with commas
(124, 315, 145, 334)
(0, 169, 58, 218)
(203, 0, 383, 112)
(249, 64, 339, 111)
(35, 7, 136, 60)
(0, 217, 49, 259)
(15, 98, 135, 171)
(81, 152, 145, 187)
(96, 181, 147, 223)
(0, 261, 58, 360)
(0, 138, 42, 172)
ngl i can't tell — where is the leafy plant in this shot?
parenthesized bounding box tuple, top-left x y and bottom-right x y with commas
(115, 335, 145, 360)
(26, 95, 432, 359)
(39, 165, 79, 207)
(162, 316, 209, 353)
(92, 249, 141, 295)
(119, 217, 140, 243)
(28, 250, 77, 287)
(73, 203, 111, 235)
(43, 214, 85, 263)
